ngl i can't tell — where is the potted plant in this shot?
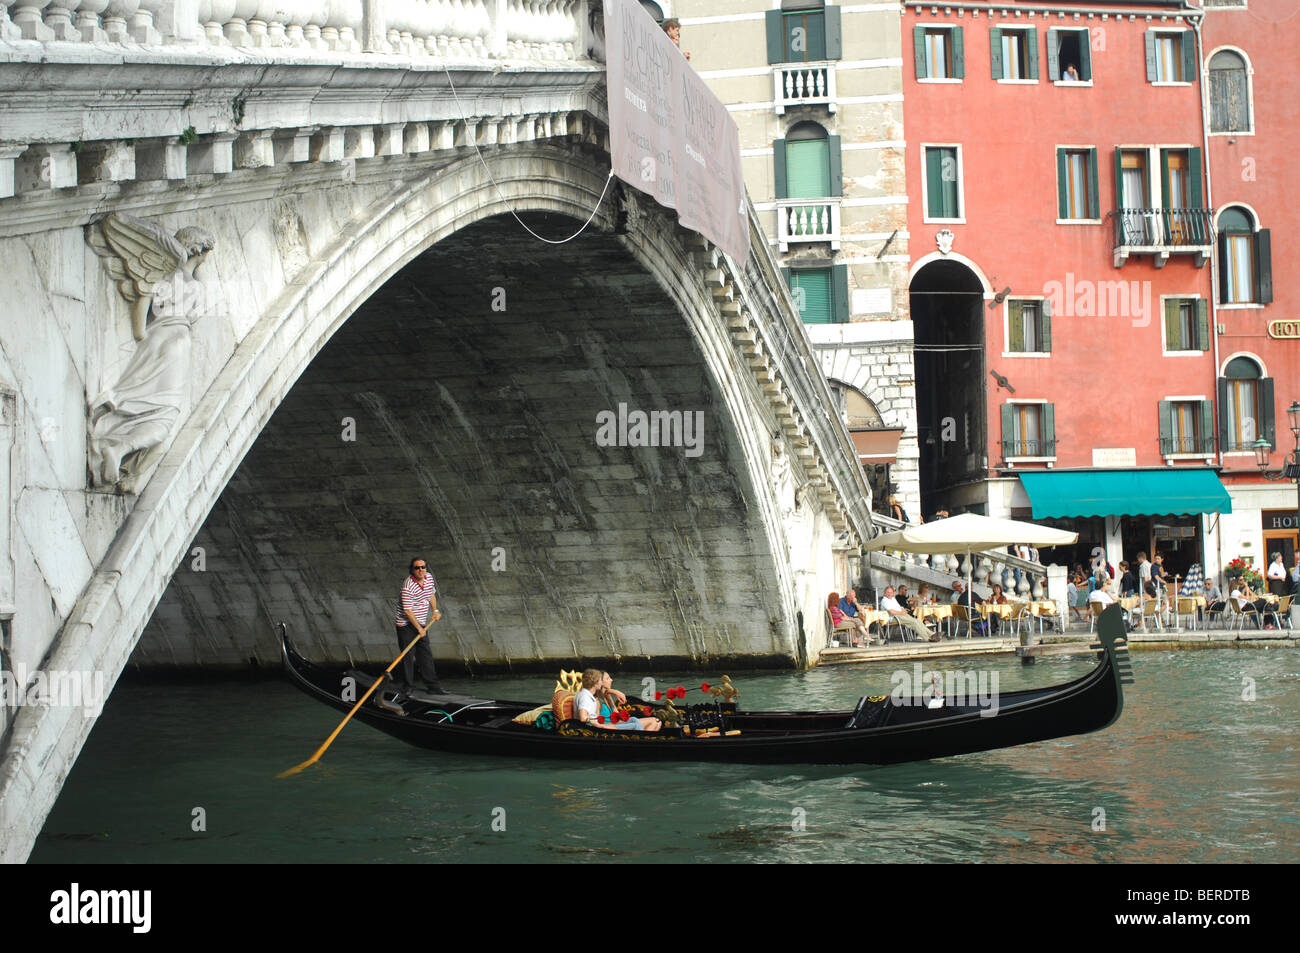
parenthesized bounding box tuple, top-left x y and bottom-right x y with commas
(1225, 557, 1263, 590)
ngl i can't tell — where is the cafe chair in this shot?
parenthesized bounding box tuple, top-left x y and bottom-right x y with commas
(1140, 598, 1164, 632)
(1174, 597, 1199, 631)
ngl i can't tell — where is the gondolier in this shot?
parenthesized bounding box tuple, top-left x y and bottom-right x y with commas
(394, 557, 445, 694)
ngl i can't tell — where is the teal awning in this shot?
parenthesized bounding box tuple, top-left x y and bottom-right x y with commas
(1019, 469, 1232, 519)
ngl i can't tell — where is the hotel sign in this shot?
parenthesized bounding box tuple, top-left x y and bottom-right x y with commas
(1092, 448, 1136, 467)
(1263, 509, 1299, 530)
(1268, 320, 1300, 340)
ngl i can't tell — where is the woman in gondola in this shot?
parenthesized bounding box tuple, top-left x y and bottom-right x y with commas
(598, 672, 662, 731)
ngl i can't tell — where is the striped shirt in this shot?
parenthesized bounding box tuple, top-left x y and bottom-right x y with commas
(394, 573, 437, 626)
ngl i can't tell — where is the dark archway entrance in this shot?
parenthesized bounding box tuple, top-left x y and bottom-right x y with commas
(137, 213, 788, 671)
(910, 259, 986, 514)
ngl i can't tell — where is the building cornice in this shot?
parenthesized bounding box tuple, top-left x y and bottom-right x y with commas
(906, 3, 1202, 21)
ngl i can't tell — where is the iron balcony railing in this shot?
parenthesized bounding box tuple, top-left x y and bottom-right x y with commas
(773, 62, 838, 115)
(1002, 438, 1057, 458)
(1160, 434, 1216, 455)
(1110, 207, 1216, 249)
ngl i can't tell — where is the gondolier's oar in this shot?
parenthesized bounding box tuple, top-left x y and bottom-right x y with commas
(277, 629, 426, 778)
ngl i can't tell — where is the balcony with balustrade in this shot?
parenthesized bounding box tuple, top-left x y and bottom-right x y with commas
(775, 197, 840, 252)
(1107, 206, 1215, 269)
(773, 61, 836, 115)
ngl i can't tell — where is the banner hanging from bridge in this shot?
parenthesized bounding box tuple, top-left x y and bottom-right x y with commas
(603, 0, 750, 264)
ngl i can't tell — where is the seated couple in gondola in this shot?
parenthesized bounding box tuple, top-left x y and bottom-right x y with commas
(575, 669, 663, 731)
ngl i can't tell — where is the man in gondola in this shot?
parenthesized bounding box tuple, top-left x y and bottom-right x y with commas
(393, 557, 446, 695)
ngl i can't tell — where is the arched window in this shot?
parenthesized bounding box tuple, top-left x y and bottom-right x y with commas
(1217, 205, 1272, 305)
(1209, 50, 1250, 133)
(639, 1, 665, 24)
(785, 122, 831, 198)
(1219, 355, 1275, 451)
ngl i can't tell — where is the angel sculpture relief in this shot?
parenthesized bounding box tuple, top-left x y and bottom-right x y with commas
(86, 213, 216, 492)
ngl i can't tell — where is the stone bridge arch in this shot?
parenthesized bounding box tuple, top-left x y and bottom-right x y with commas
(2, 129, 871, 858)
(134, 142, 805, 671)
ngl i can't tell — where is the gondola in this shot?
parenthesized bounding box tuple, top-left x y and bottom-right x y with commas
(280, 606, 1133, 765)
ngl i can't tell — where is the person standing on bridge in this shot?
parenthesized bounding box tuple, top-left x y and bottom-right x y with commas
(394, 557, 446, 694)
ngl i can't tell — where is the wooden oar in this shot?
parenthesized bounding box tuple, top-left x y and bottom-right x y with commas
(277, 629, 426, 778)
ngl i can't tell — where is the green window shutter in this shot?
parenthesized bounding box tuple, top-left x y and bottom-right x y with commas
(1042, 404, 1056, 453)
(1195, 300, 1210, 350)
(1217, 378, 1230, 451)
(1046, 28, 1060, 80)
(926, 147, 945, 217)
(1001, 404, 1015, 449)
(799, 12, 827, 61)
(1180, 31, 1196, 83)
(1026, 28, 1039, 80)
(1056, 148, 1069, 219)
(766, 10, 784, 64)
(1086, 147, 1099, 218)
(1158, 400, 1173, 452)
(1164, 298, 1181, 349)
(828, 135, 842, 197)
(832, 264, 850, 324)
(1218, 235, 1230, 303)
(1079, 33, 1092, 81)
(1145, 31, 1157, 82)
(1260, 378, 1276, 447)
(1255, 229, 1273, 303)
(781, 266, 791, 286)
(1008, 300, 1024, 351)
(773, 139, 787, 199)
(990, 28, 1003, 80)
(914, 26, 927, 79)
(1188, 146, 1203, 207)
(1159, 148, 1171, 208)
(786, 138, 830, 198)
(824, 6, 841, 60)
(791, 269, 832, 324)
(1040, 299, 1052, 352)
(1198, 400, 1214, 454)
(952, 27, 964, 78)
(1114, 147, 1124, 211)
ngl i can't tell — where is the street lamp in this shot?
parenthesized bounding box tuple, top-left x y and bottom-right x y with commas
(1254, 401, 1300, 592)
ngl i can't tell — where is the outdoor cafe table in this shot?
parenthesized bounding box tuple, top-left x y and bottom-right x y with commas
(915, 603, 953, 637)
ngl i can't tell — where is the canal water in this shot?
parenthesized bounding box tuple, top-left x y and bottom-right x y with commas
(32, 648, 1300, 863)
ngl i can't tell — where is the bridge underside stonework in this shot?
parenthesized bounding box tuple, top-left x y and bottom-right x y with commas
(140, 213, 792, 671)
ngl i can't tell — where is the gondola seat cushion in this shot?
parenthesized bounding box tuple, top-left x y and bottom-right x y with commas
(551, 690, 576, 722)
(512, 704, 551, 725)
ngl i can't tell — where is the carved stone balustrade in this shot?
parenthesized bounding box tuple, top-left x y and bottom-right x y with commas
(0, 0, 584, 58)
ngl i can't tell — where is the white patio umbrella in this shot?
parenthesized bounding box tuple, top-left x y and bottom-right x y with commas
(863, 513, 1079, 631)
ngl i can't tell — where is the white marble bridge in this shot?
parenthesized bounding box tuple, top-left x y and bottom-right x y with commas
(0, 0, 875, 860)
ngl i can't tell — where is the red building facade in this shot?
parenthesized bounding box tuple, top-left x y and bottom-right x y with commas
(1202, 0, 1300, 585)
(901, 0, 1296, 584)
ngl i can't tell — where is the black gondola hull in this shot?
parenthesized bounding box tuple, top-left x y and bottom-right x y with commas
(281, 607, 1129, 766)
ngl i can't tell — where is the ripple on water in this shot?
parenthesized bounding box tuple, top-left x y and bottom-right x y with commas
(29, 650, 1300, 863)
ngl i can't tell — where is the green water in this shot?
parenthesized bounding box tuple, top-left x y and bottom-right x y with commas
(31, 649, 1300, 863)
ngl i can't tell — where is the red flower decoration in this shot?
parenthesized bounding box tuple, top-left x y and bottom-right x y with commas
(597, 715, 605, 724)
(641, 707, 651, 717)
(701, 682, 711, 693)
(655, 691, 664, 700)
